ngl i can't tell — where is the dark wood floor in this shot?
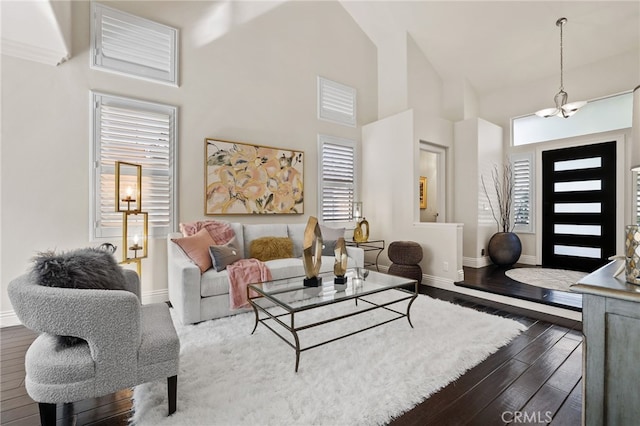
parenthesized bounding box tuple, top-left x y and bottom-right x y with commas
(456, 264, 583, 311)
(1, 285, 582, 426)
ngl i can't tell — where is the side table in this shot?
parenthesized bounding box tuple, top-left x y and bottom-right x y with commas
(346, 240, 385, 271)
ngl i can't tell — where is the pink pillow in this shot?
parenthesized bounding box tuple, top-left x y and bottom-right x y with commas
(171, 229, 215, 273)
(180, 220, 235, 245)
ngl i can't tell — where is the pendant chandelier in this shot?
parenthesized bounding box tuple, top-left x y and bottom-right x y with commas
(535, 17, 587, 118)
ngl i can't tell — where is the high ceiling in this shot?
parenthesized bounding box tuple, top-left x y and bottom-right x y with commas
(341, 1, 640, 95)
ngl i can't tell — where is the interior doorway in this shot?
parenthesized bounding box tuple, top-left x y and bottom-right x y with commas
(541, 141, 617, 272)
(419, 142, 446, 223)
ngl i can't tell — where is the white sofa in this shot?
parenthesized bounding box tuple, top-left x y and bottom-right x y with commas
(167, 222, 364, 325)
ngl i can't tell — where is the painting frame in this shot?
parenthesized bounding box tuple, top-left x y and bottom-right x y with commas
(419, 176, 427, 209)
(204, 138, 304, 215)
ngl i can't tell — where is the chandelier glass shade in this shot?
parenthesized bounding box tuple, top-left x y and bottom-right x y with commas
(535, 17, 586, 119)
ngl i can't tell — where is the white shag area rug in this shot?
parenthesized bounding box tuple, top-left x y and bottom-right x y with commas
(505, 268, 587, 292)
(132, 294, 526, 426)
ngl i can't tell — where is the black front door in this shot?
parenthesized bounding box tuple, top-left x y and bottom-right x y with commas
(541, 141, 617, 272)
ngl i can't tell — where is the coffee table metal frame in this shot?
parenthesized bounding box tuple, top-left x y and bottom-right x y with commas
(247, 270, 418, 372)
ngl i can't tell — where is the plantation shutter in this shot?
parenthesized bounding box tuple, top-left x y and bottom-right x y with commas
(319, 135, 356, 222)
(511, 152, 534, 233)
(317, 77, 356, 127)
(91, 92, 177, 239)
(636, 172, 640, 225)
(91, 2, 179, 85)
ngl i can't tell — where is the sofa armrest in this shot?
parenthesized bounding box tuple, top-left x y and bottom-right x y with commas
(121, 269, 141, 300)
(167, 234, 202, 325)
(346, 246, 364, 268)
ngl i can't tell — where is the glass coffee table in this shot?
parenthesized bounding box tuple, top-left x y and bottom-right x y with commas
(247, 269, 418, 372)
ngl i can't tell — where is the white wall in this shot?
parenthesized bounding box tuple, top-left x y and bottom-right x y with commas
(454, 118, 503, 264)
(377, 31, 408, 119)
(0, 0, 377, 324)
(453, 119, 479, 257)
(362, 110, 462, 282)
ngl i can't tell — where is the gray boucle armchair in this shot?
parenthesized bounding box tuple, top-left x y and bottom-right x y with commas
(8, 269, 180, 425)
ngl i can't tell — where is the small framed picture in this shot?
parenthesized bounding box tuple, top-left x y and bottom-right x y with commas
(419, 176, 427, 209)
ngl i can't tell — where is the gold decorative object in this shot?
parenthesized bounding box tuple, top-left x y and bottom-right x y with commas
(115, 162, 142, 213)
(333, 237, 348, 286)
(354, 217, 369, 243)
(115, 161, 148, 278)
(302, 216, 323, 287)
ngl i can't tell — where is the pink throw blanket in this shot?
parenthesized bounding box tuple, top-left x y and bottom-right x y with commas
(180, 220, 235, 245)
(227, 258, 272, 309)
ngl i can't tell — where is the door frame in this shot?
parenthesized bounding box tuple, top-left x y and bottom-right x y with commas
(534, 133, 625, 265)
(419, 141, 447, 223)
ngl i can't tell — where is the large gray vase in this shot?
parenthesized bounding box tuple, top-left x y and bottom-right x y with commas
(488, 232, 522, 266)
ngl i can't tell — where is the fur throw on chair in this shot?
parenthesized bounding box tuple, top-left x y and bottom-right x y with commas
(31, 247, 128, 346)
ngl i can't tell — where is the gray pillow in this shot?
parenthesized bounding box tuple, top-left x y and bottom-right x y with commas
(31, 247, 127, 290)
(209, 237, 242, 272)
(320, 225, 345, 241)
(322, 240, 337, 256)
(320, 225, 344, 256)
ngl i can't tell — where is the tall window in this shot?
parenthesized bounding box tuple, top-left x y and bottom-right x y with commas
(511, 152, 534, 233)
(90, 92, 177, 240)
(318, 135, 356, 223)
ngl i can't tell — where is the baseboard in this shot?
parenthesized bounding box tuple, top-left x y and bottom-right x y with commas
(463, 256, 491, 268)
(141, 289, 169, 305)
(0, 310, 21, 328)
(1, 289, 170, 328)
(464, 255, 537, 268)
(517, 255, 537, 265)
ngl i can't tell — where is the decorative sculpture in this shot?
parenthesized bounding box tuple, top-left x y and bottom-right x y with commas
(333, 237, 348, 289)
(302, 216, 323, 287)
(353, 217, 369, 243)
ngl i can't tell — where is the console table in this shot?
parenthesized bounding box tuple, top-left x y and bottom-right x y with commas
(570, 260, 640, 426)
(346, 239, 385, 271)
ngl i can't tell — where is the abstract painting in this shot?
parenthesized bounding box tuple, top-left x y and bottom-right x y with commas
(205, 139, 304, 215)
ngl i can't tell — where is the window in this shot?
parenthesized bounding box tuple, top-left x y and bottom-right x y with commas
(91, 2, 179, 86)
(318, 135, 356, 223)
(317, 77, 356, 127)
(90, 92, 177, 240)
(511, 152, 534, 233)
(512, 91, 633, 146)
(636, 172, 640, 225)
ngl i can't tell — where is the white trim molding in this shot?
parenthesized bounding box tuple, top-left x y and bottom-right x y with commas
(463, 256, 492, 268)
(0, 310, 21, 328)
(1, 38, 70, 66)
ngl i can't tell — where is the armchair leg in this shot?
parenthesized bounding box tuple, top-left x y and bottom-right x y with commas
(167, 375, 177, 415)
(38, 402, 56, 426)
